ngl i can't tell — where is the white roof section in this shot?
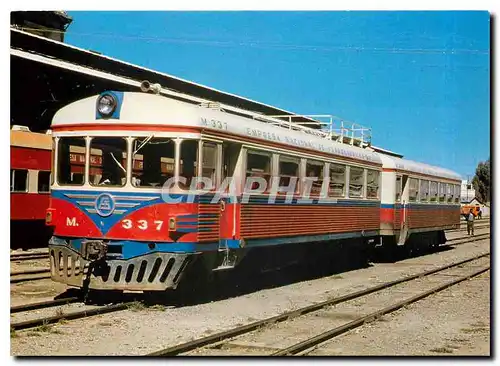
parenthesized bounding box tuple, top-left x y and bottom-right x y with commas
(52, 92, 382, 165)
(378, 154, 462, 181)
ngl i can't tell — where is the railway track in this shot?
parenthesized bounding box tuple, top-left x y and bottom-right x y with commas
(9, 222, 489, 263)
(10, 233, 489, 336)
(10, 232, 490, 285)
(147, 251, 489, 356)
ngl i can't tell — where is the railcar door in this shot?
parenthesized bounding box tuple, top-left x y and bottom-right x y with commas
(397, 174, 409, 245)
(214, 141, 242, 270)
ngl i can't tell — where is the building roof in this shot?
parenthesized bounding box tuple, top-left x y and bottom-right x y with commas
(11, 27, 325, 129)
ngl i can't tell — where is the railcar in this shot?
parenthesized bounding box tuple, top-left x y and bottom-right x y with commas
(45, 84, 461, 292)
(11, 127, 54, 249)
(378, 155, 462, 250)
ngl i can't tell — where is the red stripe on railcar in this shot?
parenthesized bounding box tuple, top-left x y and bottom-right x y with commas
(10, 146, 51, 170)
(240, 205, 380, 239)
(11, 193, 50, 220)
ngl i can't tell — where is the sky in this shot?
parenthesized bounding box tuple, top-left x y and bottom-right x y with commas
(65, 11, 490, 179)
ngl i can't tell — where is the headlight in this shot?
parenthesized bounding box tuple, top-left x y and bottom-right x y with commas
(96, 93, 117, 117)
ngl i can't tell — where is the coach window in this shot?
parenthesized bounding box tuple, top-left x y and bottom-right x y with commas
(179, 140, 199, 189)
(278, 155, 300, 193)
(201, 142, 217, 179)
(329, 163, 346, 197)
(395, 175, 402, 202)
(306, 160, 324, 195)
(420, 180, 429, 202)
(89, 138, 128, 187)
(429, 181, 438, 202)
(57, 137, 86, 186)
(11, 169, 28, 192)
(246, 150, 272, 187)
(132, 137, 174, 188)
(438, 183, 446, 203)
(349, 166, 364, 198)
(366, 169, 380, 199)
(37, 171, 51, 193)
(408, 178, 419, 202)
(454, 185, 461, 203)
(446, 184, 453, 203)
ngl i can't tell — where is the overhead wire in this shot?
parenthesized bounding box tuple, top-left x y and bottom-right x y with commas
(13, 26, 489, 56)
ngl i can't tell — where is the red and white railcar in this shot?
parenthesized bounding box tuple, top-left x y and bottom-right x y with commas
(44, 84, 462, 292)
(10, 127, 53, 248)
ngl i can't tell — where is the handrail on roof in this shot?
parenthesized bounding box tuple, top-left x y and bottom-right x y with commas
(263, 114, 372, 148)
(196, 101, 372, 148)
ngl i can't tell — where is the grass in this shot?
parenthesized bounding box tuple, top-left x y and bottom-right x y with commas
(148, 304, 167, 312)
(33, 320, 52, 333)
(429, 347, 454, 354)
(460, 327, 487, 334)
(127, 301, 146, 312)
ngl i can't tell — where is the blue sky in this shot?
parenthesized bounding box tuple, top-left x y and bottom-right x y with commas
(65, 11, 490, 179)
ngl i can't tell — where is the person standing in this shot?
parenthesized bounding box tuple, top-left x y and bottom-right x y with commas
(467, 208, 475, 235)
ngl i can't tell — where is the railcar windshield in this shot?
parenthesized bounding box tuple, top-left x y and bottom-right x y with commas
(132, 137, 175, 188)
(89, 137, 128, 187)
(57, 137, 86, 185)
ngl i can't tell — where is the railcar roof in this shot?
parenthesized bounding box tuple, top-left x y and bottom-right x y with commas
(10, 130, 52, 150)
(52, 92, 382, 165)
(378, 154, 462, 181)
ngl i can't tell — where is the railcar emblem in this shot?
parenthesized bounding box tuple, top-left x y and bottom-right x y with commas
(94, 193, 116, 217)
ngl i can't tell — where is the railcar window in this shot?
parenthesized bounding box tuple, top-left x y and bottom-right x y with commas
(429, 181, 438, 202)
(329, 163, 346, 197)
(278, 155, 299, 193)
(454, 185, 460, 203)
(246, 150, 272, 188)
(438, 183, 446, 203)
(395, 176, 402, 202)
(132, 137, 174, 188)
(179, 140, 199, 189)
(89, 138, 127, 187)
(11, 169, 28, 192)
(420, 180, 429, 202)
(366, 169, 380, 199)
(446, 184, 453, 203)
(408, 178, 419, 202)
(349, 167, 364, 198)
(306, 160, 324, 195)
(201, 142, 218, 182)
(57, 137, 86, 186)
(37, 171, 51, 193)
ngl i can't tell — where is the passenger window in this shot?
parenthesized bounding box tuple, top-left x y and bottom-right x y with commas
(305, 160, 324, 195)
(455, 185, 461, 203)
(438, 183, 446, 203)
(409, 178, 419, 202)
(57, 137, 86, 186)
(395, 176, 402, 202)
(246, 150, 272, 188)
(179, 140, 199, 189)
(277, 155, 299, 193)
(11, 169, 28, 192)
(420, 180, 429, 202)
(349, 167, 364, 198)
(447, 184, 453, 203)
(201, 142, 218, 182)
(37, 171, 51, 193)
(132, 137, 174, 188)
(329, 163, 346, 197)
(366, 169, 380, 199)
(429, 181, 438, 202)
